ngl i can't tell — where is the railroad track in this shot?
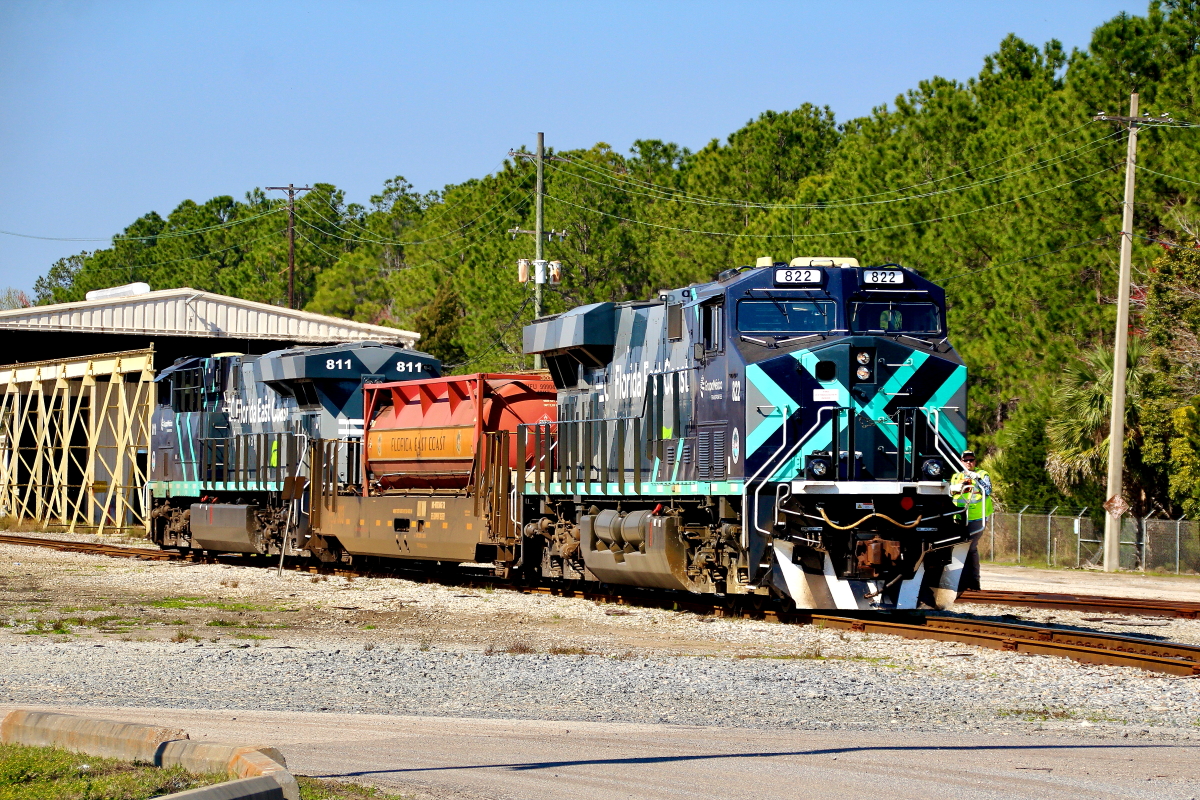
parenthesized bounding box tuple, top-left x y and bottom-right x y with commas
(0, 533, 173, 561)
(3, 532, 1199, 676)
(959, 588, 1200, 618)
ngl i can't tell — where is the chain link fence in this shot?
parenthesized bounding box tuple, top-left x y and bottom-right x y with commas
(977, 507, 1198, 573)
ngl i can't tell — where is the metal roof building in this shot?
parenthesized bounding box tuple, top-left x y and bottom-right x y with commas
(0, 287, 421, 364)
(0, 287, 423, 535)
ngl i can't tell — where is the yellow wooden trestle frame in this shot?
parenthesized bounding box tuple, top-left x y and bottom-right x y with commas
(0, 349, 154, 535)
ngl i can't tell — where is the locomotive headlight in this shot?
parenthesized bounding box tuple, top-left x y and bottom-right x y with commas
(856, 351, 871, 365)
(808, 458, 830, 478)
(856, 366, 871, 380)
(922, 458, 945, 479)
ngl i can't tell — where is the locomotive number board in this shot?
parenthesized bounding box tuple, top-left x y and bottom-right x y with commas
(863, 269, 904, 284)
(773, 268, 822, 285)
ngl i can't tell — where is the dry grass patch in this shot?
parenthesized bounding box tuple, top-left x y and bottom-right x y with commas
(548, 645, 591, 656)
(485, 641, 536, 655)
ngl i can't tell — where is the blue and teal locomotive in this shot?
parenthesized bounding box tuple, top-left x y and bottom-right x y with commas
(147, 341, 440, 557)
(520, 257, 972, 610)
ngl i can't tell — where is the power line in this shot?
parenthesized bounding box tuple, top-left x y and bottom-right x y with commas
(550, 130, 1122, 211)
(49, 229, 284, 274)
(1134, 163, 1200, 187)
(293, 229, 345, 262)
(443, 293, 533, 370)
(297, 179, 533, 247)
(553, 120, 1105, 209)
(382, 207, 528, 274)
(1133, 232, 1200, 249)
(0, 206, 285, 243)
(939, 235, 1113, 281)
(295, 193, 529, 247)
(545, 163, 1116, 240)
(316, 158, 516, 239)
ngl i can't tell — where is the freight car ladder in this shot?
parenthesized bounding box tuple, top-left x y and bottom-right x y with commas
(474, 431, 518, 559)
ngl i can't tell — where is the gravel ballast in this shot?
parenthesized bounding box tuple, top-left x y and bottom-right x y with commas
(1, 540, 1198, 739)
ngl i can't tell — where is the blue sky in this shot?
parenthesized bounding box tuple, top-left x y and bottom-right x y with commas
(0, 1, 1140, 293)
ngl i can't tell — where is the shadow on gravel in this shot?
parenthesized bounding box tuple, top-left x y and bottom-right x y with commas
(316, 741, 1184, 778)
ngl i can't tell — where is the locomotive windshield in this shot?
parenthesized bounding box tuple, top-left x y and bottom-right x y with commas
(736, 299, 835, 333)
(849, 301, 941, 334)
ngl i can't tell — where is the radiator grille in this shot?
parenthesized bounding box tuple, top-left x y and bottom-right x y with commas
(698, 429, 727, 481)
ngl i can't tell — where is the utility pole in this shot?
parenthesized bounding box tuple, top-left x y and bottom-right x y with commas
(508, 133, 568, 370)
(1093, 95, 1175, 571)
(266, 183, 313, 309)
(535, 132, 545, 322)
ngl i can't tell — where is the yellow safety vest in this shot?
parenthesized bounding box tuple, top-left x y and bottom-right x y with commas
(951, 469, 993, 521)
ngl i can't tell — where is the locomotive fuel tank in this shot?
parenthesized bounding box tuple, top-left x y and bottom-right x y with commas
(580, 509, 694, 591)
(190, 503, 261, 553)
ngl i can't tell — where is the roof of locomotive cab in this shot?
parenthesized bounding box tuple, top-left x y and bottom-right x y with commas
(155, 340, 443, 383)
(676, 262, 946, 307)
(523, 261, 948, 357)
(257, 340, 441, 382)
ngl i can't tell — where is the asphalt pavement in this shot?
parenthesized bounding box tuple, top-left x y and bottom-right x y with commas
(3, 705, 1196, 799)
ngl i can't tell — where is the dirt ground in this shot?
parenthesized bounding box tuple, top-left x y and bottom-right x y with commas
(0, 541, 791, 655)
(4, 539, 1200, 653)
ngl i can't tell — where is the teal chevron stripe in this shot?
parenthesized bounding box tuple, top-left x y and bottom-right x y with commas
(921, 364, 968, 453)
(796, 352, 850, 405)
(770, 418, 833, 481)
(854, 351, 929, 446)
(782, 352, 851, 482)
(746, 363, 795, 455)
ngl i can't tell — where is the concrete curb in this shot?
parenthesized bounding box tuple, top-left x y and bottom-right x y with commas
(0, 710, 298, 800)
(160, 739, 298, 799)
(0, 709, 188, 763)
(160, 775, 284, 800)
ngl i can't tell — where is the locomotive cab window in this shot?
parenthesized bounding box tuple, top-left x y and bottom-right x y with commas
(666, 303, 683, 341)
(171, 367, 202, 412)
(292, 380, 321, 409)
(849, 301, 941, 334)
(737, 299, 834, 333)
(701, 301, 724, 352)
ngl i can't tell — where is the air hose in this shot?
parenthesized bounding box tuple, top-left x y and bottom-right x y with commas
(818, 507, 922, 531)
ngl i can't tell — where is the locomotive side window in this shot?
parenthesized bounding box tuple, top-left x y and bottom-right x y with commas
(666, 303, 683, 341)
(293, 380, 321, 409)
(171, 367, 202, 412)
(737, 299, 834, 333)
(849, 301, 941, 334)
(701, 302, 724, 352)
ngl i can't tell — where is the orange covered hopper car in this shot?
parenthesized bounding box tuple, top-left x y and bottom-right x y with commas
(364, 373, 556, 491)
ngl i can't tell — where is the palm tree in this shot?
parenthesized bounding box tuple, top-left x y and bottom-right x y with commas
(1046, 337, 1167, 564)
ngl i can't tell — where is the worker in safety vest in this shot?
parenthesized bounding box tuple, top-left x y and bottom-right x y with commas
(949, 450, 993, 593)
